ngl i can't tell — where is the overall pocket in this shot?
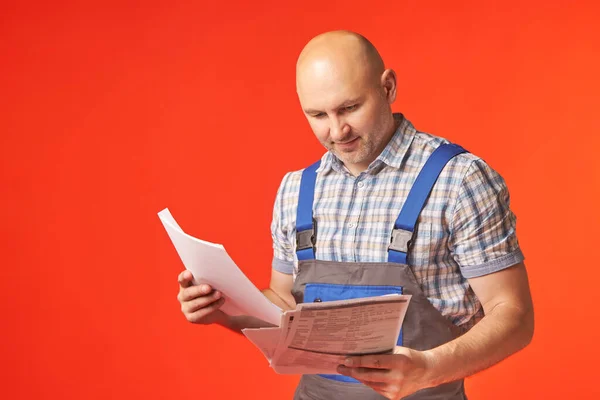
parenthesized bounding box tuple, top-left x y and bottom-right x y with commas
(304, 283, 404, 383)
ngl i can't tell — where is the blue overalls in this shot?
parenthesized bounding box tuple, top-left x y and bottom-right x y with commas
(291, 143, 468, 400)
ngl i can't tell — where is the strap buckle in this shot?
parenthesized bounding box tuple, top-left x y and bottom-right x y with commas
(389, 228, 413, 253)
(296, 229, 315, 251)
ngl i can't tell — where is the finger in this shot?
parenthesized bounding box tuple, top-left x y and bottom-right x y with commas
(343, 354, 395, 369)
(337, 366, 392, 383)
(184, 290, 223, 313)
(186, 298, 226, 323)
(179, 284, 214, 302)
(178, 270, 194, 289)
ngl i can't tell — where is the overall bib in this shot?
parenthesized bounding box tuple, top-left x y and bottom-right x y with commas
(291, 144, 468, 400)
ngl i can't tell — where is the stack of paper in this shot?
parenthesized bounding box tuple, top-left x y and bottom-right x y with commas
(158, 208, 282, 326)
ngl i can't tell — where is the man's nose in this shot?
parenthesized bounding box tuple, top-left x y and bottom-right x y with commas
(329, 117, 350, 141)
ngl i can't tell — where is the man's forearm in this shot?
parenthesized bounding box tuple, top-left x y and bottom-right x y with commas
(261, 288, 295, 311)
(424, 302, 534, 387)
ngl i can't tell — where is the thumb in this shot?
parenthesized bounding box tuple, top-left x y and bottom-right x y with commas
(178, 270, 194, 289)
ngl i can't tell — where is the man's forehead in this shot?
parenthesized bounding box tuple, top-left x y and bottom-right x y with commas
(297, 61, 368, 109)
(298, 83, 363, 112)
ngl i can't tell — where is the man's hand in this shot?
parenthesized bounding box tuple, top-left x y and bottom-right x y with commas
(176, 268, 290, 333)
(337, 347, 434, 400)
(177, 270, 227, 325)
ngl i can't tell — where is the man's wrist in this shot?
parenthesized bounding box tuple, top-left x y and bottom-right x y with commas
(421, 346, 450, 388)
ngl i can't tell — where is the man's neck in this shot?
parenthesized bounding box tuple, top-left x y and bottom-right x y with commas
(344, 115, 401, 177)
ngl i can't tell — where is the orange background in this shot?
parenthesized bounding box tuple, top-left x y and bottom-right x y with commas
(1, 1, 599, 399)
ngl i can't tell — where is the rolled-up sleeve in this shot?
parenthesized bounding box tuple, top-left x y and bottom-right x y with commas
(271, 172, 295, 275)
(450, 159, 524, 278)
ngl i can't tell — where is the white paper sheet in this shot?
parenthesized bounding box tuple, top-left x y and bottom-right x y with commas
(158, 208, 282, 326)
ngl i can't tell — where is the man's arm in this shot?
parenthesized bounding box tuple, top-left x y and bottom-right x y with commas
(424, 261, 534, 385)
(262, 269, 297, 311)
(417, 158, 533, 385)
(337, 261, 534, 399)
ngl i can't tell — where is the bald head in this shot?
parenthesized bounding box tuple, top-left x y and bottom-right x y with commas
(296, 31, 385, 91)
(295, 31, 398, 176)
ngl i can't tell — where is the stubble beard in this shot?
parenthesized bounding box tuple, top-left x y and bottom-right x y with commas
(330, 137, 376, 167)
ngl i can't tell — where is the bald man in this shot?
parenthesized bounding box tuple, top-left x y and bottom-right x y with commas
(177, 31, 534, 400)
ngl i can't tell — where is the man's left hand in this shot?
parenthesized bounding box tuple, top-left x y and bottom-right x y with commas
(336, 346, 435, 400)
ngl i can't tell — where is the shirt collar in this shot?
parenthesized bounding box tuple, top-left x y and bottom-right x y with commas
(374, 113, 416, 170)
(316, 113, 416, 175)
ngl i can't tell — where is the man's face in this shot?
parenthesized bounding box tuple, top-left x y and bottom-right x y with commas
(297, 62, 393, 173)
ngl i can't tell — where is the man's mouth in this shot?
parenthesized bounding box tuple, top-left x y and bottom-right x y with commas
(334, 137, 359, 152)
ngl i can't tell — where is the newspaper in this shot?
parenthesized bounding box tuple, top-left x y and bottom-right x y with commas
(244, 294, 411, 374)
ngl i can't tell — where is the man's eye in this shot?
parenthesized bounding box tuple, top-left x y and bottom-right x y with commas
(313, 113, 326, 118)
(344, 105, 357, 112)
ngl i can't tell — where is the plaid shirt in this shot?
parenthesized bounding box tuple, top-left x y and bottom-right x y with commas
(271, 113, 524, 328)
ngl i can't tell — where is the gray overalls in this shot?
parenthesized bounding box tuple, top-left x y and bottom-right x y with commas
(291, 144, 468, 400)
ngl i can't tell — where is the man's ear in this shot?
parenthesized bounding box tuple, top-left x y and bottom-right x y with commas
(381, 69, 397, 103)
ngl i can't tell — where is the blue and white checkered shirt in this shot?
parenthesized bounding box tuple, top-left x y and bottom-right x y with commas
(271, 113, 524, 328)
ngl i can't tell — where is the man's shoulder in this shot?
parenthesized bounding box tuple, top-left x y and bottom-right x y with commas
(275, 153, 328, 199)
(408, 129, 482, 174)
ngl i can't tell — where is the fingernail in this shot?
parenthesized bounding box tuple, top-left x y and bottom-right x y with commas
(214, 291, 221, 298)
(344, 358, 353, 367)
(202, 285, 209, 293)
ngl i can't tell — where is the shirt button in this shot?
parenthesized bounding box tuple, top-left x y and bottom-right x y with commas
(348, 223, 355, 228)
(357, 182, 365, 188)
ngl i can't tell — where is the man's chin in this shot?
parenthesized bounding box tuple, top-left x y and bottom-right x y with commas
(334, 152, 364, 166)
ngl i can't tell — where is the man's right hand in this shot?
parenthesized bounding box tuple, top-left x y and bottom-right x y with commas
(177, 270, 227, 325)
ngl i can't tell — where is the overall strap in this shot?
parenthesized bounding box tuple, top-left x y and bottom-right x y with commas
(295, 160, 321, 261)
(388, 143, 467, 264)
